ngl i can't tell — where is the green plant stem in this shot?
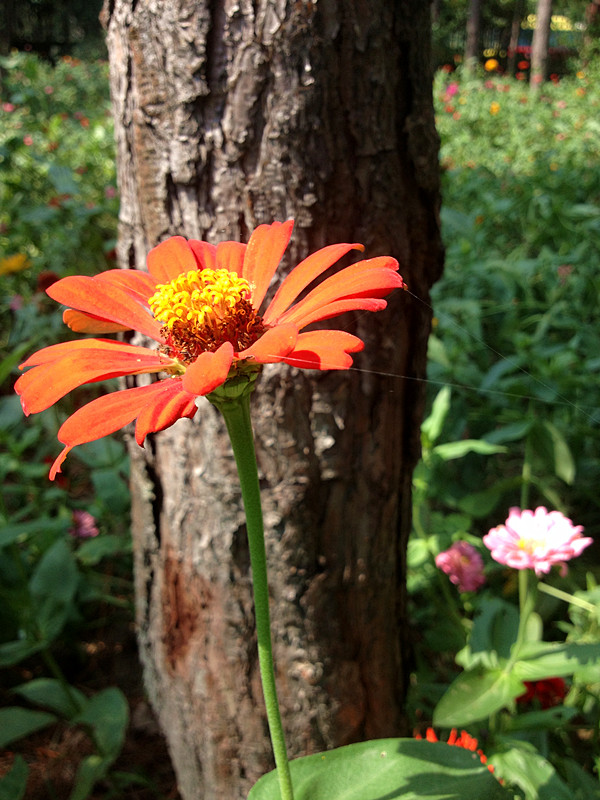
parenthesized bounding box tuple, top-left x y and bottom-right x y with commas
(538, 581, 596, 613)
(509, 569, 538, 668)
(217, 392, 294, 800)
(40, 648, 83, 716)
(520, 419, 533, 510)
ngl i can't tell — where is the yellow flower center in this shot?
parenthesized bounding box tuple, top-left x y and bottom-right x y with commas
(148, 268, 264, 363)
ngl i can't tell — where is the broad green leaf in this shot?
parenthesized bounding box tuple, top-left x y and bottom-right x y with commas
(0, 755, 28, 800)
(73, 687, 129, 758)
(0, 707, 57, 748)
(513, 641, 600, 682)
(29, 538, 79, 643)
(491, 745, 574, 800)
(76, 535, 130, 566)
(456, 597, 519, 670)
(12, 678, 86, 718)
(432, 439, 506, 461)
(433, 668, 524, 727)
(248, 739, 509, 800)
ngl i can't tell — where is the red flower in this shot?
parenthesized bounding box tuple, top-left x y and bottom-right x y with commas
(517, 678, 567, 709)
(16, 220, 404, 478)
(415, 728, 494, 773)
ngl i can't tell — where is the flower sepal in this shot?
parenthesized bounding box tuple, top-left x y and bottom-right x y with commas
(206, 362, 262, 409)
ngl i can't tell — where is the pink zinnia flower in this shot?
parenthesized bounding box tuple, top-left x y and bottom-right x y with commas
(435, 541, 486, 592)
(69, 510, 100, 539)
(483, 507, 592, 577)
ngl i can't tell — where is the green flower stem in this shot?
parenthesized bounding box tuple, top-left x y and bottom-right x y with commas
(509, 568, 538, 668)
(214, 390, 294, 800)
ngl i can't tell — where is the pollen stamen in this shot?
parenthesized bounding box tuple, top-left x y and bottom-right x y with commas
(149, 268, 265, 362)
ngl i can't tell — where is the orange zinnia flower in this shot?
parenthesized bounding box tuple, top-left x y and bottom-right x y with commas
(415, 728, 494, 773)
(16, 220, 404, 479)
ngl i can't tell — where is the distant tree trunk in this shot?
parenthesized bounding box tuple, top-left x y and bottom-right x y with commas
(101, 1, 444, 799)
(507, 0, 526, 74)
(465, 0, 482, 70)
(530, 0, 553, 86)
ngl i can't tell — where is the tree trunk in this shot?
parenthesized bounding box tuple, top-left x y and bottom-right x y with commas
(464, 0, 482, 70)
(507, 0, 526, 75)
(530, 0, 553, 86)
(101, 1, 444, 798)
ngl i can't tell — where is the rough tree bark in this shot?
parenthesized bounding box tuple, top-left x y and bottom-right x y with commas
(530, 0, 553, 86)
(464, 0, 482, 70)
(101, 1, 444, 798)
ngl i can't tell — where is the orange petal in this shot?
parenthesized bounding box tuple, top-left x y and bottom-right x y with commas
(237, 323, 298, 363)
(188, 240, 217, 270)
(281, 329, 364, 370)
(135, 383, 198, 445)
(262, 242, 364, 325)
(63, 310, 130, 333)
(242, 220, 294, 310)
(47, 275, 163, 340)
(95, 268, 157, 298)
(215, 241, 246, 275)
(279, 260, 404, 329)
(181, 342, 234, 395)
(283, 297, 389, 329)
(147, 236, 201, 284)
(16, 339, 170, 414)
(49, 379, 195, 479)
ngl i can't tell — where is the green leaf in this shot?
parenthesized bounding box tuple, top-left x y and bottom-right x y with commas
(422, 387, 451, 445)
(73, 687, 129, 758)
(0, 342, 32, 386)
(29, 538, 79, 643)
(0, 707, 57, 748)
(542, 420, 576, 485)
(505, 705, 577, 732)
(69, 755, 113, 800)
(433, 668, 524, 727)
(433, 439, 506, 461)
(76, 535, 130, 566)
(513, 641, 600, 682)
(0, 639, 46, 668)
(12, 678, 86, 718)
(0, 518, 67, 550)
(0, 755, 28, 800)
(491, 744, 575, 800)
(248, 739, 510, 800)
(456, 597, 519, 670)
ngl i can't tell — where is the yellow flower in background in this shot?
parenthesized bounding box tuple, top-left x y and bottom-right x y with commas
(484, 58, 499, 72)
(489, 101, 500, 115)
(576, 70, 585, 79)
(0, 253, 31, 276)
